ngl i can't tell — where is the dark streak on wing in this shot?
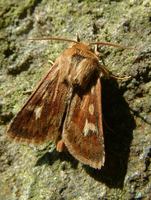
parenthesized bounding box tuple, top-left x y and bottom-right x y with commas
(63, 78, 105, 169)
(7, 62, 69, 144)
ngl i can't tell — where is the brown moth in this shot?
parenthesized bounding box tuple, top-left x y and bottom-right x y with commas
(7, 36, 131, 169)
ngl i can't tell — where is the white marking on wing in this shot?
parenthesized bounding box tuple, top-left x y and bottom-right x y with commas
(83, 119, 97, 136)
(34, 106, 43, 120)
(91, 86, 94, 94)
(89, 104, 94, 115)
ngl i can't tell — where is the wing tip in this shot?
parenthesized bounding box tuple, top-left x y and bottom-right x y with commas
(63, 137, 105, 169)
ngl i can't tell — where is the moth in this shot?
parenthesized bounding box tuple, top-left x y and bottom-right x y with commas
(7, 36, 131, 169)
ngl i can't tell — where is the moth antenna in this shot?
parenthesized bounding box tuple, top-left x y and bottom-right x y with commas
(90, 41, 136, 50)
(28, 36, 78, 44)
(99, 65, 131, 80)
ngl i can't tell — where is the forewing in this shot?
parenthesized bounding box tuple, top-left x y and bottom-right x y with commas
(63, 79, 105, 169)
(7, 62, 69, 144)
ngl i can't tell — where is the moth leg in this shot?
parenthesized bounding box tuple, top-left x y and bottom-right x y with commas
(99, 64, 131, 80)
(95, 46, 131, 80)
(56, 140, 65, 152)
(48, 59, 55, 65)
(109, 73, 131, 80)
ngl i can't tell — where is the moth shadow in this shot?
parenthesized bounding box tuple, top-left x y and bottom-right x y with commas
(84, 78, 136, 188)
(35, 149, 78, 169)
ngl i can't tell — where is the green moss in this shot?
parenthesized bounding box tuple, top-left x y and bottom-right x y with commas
(0, 0, 38, 28)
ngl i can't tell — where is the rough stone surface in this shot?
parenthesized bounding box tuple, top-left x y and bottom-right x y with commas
(0, 0, 151, 199)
